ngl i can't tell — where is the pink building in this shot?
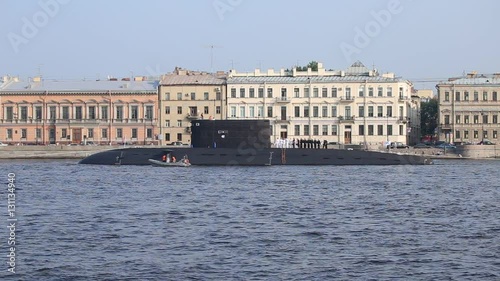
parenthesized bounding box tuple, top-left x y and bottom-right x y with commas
(0, 76, 159, 145)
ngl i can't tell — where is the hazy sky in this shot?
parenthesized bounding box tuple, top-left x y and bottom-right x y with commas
(2, 0, 499, 89)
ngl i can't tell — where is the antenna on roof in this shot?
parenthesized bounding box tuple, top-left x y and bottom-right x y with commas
(203, 45, 223, 73)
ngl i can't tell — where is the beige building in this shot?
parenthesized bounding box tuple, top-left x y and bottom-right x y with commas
(158, 68, 226, 145)
(436, 73, 500, 144)
(0, 76, 159, 145)
(227, 62, 418, 148)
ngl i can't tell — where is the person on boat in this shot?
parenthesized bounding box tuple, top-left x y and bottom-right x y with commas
(162, 154, 167, 162)
(172, 156, 176, 163)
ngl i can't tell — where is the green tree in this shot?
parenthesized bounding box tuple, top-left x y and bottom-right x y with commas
(296, 61, 319, 71)
(420, 98, 438, 137)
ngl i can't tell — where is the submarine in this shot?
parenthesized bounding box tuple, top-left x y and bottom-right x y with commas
(79, 120, 432, 166)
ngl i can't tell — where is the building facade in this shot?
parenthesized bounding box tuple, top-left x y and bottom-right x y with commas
(158, 68, 226, 145)
(0, 76, 159, 145)
(436, 73, 500, 144)
(227, 62, 418, 148)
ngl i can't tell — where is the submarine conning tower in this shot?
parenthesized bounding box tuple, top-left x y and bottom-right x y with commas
(190, 119, 271, 149)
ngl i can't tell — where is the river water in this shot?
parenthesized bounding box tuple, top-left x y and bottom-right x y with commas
(0, 159, 499, 280)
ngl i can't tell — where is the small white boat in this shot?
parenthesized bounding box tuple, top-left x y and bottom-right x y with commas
(148, 158, 191, 167)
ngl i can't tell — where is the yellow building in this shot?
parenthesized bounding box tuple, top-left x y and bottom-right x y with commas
(436, 73, 500, 144)
(158, 68, 226, 145)
(227, 62, 418, 148)
(0, 76, 159, 145)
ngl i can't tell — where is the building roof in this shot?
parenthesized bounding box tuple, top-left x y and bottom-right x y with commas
(160, 74, 226, 86)
(0, 78, 159, 92)
(227, 75, 404, 85)
(438, 75, 500, 86)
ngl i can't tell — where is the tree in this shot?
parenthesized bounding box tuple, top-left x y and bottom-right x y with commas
(420, 98, 438, 138)
(296, 61, 319, 71)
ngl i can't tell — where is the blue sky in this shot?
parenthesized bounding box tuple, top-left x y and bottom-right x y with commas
(2, 0, 499, 89)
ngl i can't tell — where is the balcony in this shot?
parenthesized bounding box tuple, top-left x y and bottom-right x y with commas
(339, 96, 354, 103)
(275, 116, 291, 123)
(440, 123, 452, 130)
(275, 97, 291, 103)
(186, 113, 200, 120)
(338, 116, 355, 123)
(397, 117, 408, 124)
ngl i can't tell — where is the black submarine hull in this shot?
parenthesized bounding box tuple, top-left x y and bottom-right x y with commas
(78, 147, 432, 166)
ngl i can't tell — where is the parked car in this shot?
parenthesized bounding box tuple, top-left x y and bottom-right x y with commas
(168, 141, 186, 146)
(389, 142, 409, 149)
(0, 142, 8, 147)
(478, 139, 495, 145)
(436, 143, 456, 149)
(413, 143, 432, 149)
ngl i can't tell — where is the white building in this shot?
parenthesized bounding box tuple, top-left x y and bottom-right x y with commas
(226, 62, 417, 148)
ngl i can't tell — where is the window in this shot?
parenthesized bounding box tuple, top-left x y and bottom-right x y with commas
(368, 87, 373, 97)
(377, 125, 383, 136)
(474, 130, 478, 139)
(240, 107, 245, 118)
(474, 91, 478, 101)
(483, 114, 488, 124)
(204, 92, 209, 100)
(332, 106, 337, 117)
(332, 88, 337, 98)
(331, 125, 338, 136)
(20, 128, 26, 139)
(281, 88, 287, 100)
(313, 88, 318, 97)
(399, 125, 403, 135)
(101, 128, 108, 139)
(387, 125, 393, 136)
(75, 106, 82, 120)
(322, 125, 328, 135)
(464, 91, 469, 101)
(49, 106, 56, 121)
(6, 107, 13, 121)
(456, 115, 461, 124)
(165, 133, 170, 142)
(165, 120, 170, 127)
(165, 106, 170, 114)
(249, 106, 255, 117)
(231, 88, 236, 98)
(444, 92, 450, 101)
(231, 106, 236, 118)
(313, 125, 319, 135)
(358, 106, 364, 117)
(62, 128, 67, 138)
(116, 128, 123, 138)
(146, 106, 153, 120)
(35, 106, 42, 120)
(464, 130, 469, 139)
(358, 86, 364, 97)
(294, 88, 300, 98)
(377, 106, 383, 117)
(359, 125, 365, 135)
(164, 92, 170, 100)
(494, 92, 498, 101)
(304, 88, 309, 98)
(493, 130, 498, 139)
(345, 106, 351, 117)
(191, 92, 196, 100)
(295, 106, 300, 117)
(322, 88, 328, 97)
(399, 87, 404, 99)
(204, 106, 209, 115)
(20, 106, 28, 121)
(322, 106, 328, 117)
(177, 133, 182, 141)
(304, 125, 310, 136)
(386, 106, 392, 117)
(146, 128, 153, 139)
(368, 125, 374, 135)
(473, 115, 479, 124)
(177, 93, 182, 100)
(62, 106, 69, 120)
(36, 129, 41, 139)
(177, 106, 182, 114)
(240, 88, 245, 98)
(304, 106, 309, 117)
(101, 106, 108, 120)
(267, 88, 273, 98)
(493, 115, 498, 124)
(131, 128, 138, 139)
(456, 130, 461, 139)
(455, 91, 461, 101)
(387, 87, 392, 97)
(295, 125, 300, 136)
(345, 88, 351, 99)
(378, 87, 383, 97)
(249, 88, 255, 98)
(444, 115, 450, 125)
(313, 106, 319, 117)
(216, 92, 221, 100)
(131, 106, 138, 120)
(483, 91, 488, 101)
(258, 106, 263, 117)
(258, 88, 264, 98)
(216, 106, 221, 114)
(116, 106, 123, 121)
(177, 120, 182, 127)
(464, 115, 470, 124)
(88, 128, 94, 139)
(368, 106, 374, 117)
(267, 106, 273, 117)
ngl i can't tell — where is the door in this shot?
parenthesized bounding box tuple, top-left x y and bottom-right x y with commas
(344, 131, 352, 144)
(49, 128, 56, 144)
(72, 128, 82, 144)
(280, 131, 288, 139)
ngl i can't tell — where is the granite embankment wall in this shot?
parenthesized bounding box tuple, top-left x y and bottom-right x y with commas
(0, 145, 117, 159)
(455, 145, 500, 159)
